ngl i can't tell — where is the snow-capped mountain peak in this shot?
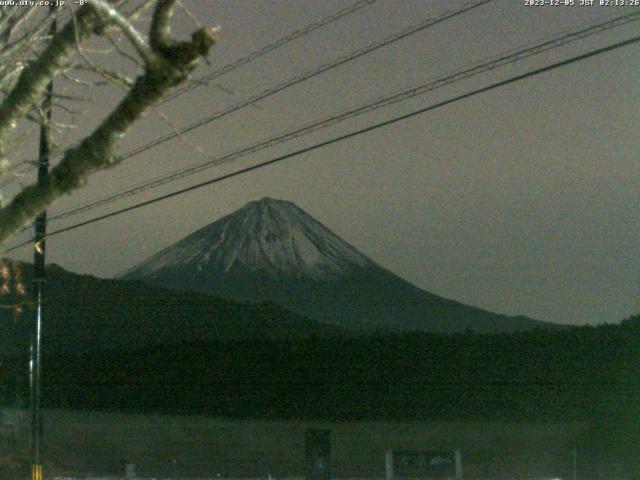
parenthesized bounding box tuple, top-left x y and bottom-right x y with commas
(122, 198, 375, 279)
(122, 198, 555, 334)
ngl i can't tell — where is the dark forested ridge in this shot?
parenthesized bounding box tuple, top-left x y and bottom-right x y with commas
(1, 319, 638, 456)
(0, 259, 638, 457)
(0, 262, 343, 355)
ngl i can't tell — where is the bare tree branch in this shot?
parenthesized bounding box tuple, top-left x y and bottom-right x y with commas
(0, 5, 103, 157)
(0, 0, 217, 245)
(89, 0, 156, 66)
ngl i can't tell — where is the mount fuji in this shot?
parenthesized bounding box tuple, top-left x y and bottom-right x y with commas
(122, 198, 557, 333)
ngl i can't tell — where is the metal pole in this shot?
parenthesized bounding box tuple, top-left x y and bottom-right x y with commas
(30, 9, 56, 480)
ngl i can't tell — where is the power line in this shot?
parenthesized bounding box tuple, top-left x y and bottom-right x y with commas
(4, 0, 494, 188)
(109, 0, 496, 162)
(48, 9, 640, 222)
(4, 32, 639, 255)
(160, 0, 380, 105)
(0, 0, 381, 188)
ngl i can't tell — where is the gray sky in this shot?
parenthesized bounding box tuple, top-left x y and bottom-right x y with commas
(5, 0, 640, 326)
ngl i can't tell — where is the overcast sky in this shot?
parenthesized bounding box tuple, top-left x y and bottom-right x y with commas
(4, 0, 640, 326)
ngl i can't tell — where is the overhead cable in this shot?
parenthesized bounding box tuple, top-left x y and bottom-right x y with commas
(4, 32, 639, 255)
(49, 9, 640, 222)
(0, 0, 381, 187)
(111, 0, 496, 162)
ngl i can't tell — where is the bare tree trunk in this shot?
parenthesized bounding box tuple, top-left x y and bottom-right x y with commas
(0, 0, 216, 246)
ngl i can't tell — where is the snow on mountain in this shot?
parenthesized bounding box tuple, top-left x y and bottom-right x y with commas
(123, 197, 558, 334)
(123, 198, 374, 280)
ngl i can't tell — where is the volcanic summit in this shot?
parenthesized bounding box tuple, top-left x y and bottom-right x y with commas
(122, 198, 556, 333)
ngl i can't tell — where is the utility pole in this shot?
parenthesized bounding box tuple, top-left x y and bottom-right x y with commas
(30, 9, 56, 480)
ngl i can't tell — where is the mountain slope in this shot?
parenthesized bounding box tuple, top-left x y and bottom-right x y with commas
(122, 198, 558, 333)
(122, 197, 374, 279)
(0, 261, 341, 355)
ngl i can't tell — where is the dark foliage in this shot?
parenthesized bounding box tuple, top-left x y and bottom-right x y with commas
(1, 261, 638, 458)
(1, 320, 638, 457)
(0, 262, 343, 355)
